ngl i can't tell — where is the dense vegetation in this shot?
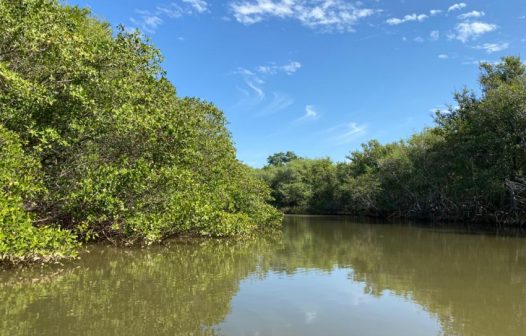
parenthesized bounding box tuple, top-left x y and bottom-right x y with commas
(259, 57, 526, 226)
(0, 0, 281, 264)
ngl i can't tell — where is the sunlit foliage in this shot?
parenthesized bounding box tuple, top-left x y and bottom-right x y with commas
(0, 0, 281, 263)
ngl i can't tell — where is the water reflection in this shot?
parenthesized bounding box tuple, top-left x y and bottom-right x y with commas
(1, 216, 525, 335)
(0, 240, 273, 336)
(272, 216, 526, 336)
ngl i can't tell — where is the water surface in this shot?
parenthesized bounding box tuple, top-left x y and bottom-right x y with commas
(1, 216, 525, 335)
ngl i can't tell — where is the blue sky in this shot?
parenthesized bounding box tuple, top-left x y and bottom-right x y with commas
(67, 0, 525, 167)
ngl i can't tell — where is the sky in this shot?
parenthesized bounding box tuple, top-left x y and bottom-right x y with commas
(66, 0, 525, 167)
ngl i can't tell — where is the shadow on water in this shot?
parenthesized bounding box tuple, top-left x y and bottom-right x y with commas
(288, 214, 526, 237)
(1, 215, 525, 335)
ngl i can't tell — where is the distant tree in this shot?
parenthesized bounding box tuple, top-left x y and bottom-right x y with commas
(258, 56, 526, 225)
(266, 151, 300, 167)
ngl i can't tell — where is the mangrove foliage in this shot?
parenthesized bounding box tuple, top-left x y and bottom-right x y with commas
(259, 56, 526, 225)
(0, 0, 281, 264)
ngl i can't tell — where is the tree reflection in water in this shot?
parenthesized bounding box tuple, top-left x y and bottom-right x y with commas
(1, 216, 525, 336)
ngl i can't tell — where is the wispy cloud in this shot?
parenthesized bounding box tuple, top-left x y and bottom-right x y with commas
(233, 60, 302, 115)
(430, 9, 443, 16)
(438, 54, 450, 59)
(246, 79, 265, 98)
(386, 13, 428, 25)
(475, 42, 509, 54)
(236, 60, 301, 98)
(324, 122, 367, 145)
(430, 30, 440, 41)
(448, 3, 467, 12)
(130, 12, 164, 33)
(259, 92, 294, 115)
(452, 21, 497, 43)
(155, 4, 184, 18)
(229, 0, 381, 32)
(182, 0, 209, 13)
(458, 10, 485, 20)
(257, 61, 302, 75)
(130, 1, 209, 33)
(232, 79, 294, 116)
(236, 67, 266, 98)
(295, 105, 319, 122)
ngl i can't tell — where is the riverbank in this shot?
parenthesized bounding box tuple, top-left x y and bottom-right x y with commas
(257, 58, 526, 228)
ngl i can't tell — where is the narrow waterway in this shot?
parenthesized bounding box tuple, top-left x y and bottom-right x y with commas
(1, 215, 525, 335)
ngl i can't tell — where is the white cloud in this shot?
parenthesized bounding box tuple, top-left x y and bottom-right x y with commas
(438, 54, 450, 59)
(296, 105, 319, 121)
(233, 78, 294, 115)
(448, 3, 467, 12)
(281, 61, 302, 74)
(229, 0, 380, 32)
(155, 5, 183, 18)
(430, 9, 442, 16)
(130, 15, 163, 33)
(236, 60, 302, 99)
(247, 80, 265, 98)
(326, 122, 367, 145)
(414, 36, 425, 43)
(182, 0, 208, 13)
(430, 30, 440, 41)
(143, 15, 163, 28)
(475, 42, 509, 53)
(305, 105, 317, 118)
(257, 61, 302, 75)
(236, 67, 265, 98)
(231, 0, 293, 25)
(458, 11, 485, 20)
(386, 13, 428, 26)
(131, 1, 208, 33)
(234, 61, 301, 115)
(259, 92, 294, 115)
(453, 21, 497, 43)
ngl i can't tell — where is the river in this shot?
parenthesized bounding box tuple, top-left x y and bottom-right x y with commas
(1, 215, 525, 335)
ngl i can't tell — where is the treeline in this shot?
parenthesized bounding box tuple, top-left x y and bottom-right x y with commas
(0, 0, 281, 264)
(258, 56, 526, 225)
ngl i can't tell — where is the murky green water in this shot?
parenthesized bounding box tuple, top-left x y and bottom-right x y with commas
(1, 216, 525, 336)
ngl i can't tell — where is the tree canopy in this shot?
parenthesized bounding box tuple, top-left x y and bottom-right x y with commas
(259, 56, 526, 225)
(0, 0, 281, 264)
(266, 151, 300, 167)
